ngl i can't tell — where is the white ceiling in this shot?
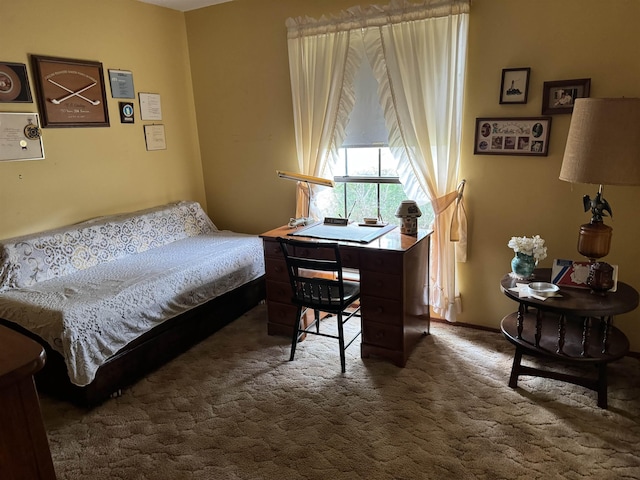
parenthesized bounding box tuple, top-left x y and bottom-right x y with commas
(137, 0, 233, 12)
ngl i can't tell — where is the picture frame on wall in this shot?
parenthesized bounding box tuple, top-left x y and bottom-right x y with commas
(541, 78, 591, 115)
(0, 62, 33, 103)
(499, 67, 531, 104)
(474, 117, 552, 156)
(30, 55, 110, 127)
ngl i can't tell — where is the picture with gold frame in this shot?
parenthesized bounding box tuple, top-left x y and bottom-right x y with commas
(30, 55, 110, 127)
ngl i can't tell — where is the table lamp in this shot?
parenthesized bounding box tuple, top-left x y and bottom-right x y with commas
(276, 170, 335, 227)
(559, 98, 640, 292)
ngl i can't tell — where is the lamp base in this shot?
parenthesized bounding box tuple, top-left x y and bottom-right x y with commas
(577, 221, 612, 260)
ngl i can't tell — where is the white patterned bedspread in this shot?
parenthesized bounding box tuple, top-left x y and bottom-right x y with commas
(0, 232, 264, 386)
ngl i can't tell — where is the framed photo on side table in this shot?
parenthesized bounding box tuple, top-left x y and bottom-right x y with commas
(30, 55, 110, 127)
(474, 117, 552, 156)
(541, 78, 590, 115)
(499, 67, 531, 104)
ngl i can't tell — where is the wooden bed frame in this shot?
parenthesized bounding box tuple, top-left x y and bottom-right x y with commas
(1, 276, 265, 407)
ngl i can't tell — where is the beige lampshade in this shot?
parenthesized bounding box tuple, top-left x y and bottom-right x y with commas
(560, 98, 640, 186)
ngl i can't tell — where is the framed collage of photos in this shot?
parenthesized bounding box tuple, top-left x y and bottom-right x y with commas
(474, 117, 552, 156)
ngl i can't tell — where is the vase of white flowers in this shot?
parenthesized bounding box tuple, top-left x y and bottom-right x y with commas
(508, 235, 547, 279)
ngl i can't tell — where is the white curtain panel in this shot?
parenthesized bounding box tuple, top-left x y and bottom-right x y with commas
(286, 20, 361, 218)
(286, 0, 469, 321)
(364, 5, 469, 321)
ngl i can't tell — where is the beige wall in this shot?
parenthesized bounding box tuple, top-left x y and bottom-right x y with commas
(187, 0, 640, 350)
(0, 0, 206, 239)
(2, 0, 639, 350)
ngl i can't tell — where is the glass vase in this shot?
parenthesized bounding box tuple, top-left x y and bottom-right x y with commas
(511, 252, 537, 279)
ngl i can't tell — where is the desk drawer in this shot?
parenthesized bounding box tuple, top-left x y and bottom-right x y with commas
(361, 296, 402, 326)
(264, 256, 289, 283)
(266, 301, 299, 328)
(266, 279, 292, 304)
(360, 271, 402, 300)
(362, 321, 403, 350)
(359, 250, 402, 275)
(263, 238, 283, 258)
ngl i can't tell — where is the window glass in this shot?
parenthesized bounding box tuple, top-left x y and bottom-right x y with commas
(313, 146, 434, 229)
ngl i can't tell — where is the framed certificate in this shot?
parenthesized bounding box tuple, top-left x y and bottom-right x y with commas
(30, 55, 110, 128)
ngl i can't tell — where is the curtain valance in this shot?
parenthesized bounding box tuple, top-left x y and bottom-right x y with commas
(286, 0, 470, 38)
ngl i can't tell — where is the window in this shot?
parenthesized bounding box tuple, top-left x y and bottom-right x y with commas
(313, 146, 434, 228)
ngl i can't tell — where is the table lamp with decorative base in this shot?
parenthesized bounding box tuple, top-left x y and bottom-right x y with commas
(559, 98, 640, 294)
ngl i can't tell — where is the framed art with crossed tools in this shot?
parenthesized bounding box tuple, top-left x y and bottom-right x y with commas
(30, 55, 110, 127)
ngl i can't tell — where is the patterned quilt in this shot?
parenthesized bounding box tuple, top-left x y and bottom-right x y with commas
(0, 201, 264, 386)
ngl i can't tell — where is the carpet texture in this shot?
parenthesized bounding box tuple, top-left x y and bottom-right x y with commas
(40, 304, 640, 480)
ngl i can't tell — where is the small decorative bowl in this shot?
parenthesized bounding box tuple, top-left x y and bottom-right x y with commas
(528, 282, 560, 297)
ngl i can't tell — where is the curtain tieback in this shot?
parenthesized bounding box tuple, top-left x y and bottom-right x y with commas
(431, 179, 468, 262)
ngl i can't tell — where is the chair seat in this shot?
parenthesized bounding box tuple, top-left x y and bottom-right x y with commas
(292, 280, 360, 312)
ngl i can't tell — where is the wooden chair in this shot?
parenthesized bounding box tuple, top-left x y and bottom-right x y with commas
(278, 237, 361, 373)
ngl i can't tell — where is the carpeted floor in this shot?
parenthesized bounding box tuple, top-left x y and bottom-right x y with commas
(40, 304, 640, 480)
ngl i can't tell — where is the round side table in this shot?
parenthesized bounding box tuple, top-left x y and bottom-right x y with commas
(500, 268, 639, 408)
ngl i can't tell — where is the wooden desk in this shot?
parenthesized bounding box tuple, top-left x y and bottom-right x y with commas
(0, 325, 57, 479)
(500, 268, 639, 408)
(260, 225, 432, 367)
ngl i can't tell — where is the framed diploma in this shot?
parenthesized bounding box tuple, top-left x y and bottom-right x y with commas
(139, 92, 162, 121)
(0, 112, 45, 162)
(144, 124, 166, 151)
(30, 55, 110, 128)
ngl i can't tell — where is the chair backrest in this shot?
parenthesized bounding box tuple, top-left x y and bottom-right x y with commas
(278, 237, 349, 312)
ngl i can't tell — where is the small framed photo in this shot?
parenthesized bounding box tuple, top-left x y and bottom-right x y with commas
(474, 117, 552, 156)
(541, 78, 591, 115)
(500, 67, 531, 104)
(30, 55, 110, 128)
(0, 62, 32, 103)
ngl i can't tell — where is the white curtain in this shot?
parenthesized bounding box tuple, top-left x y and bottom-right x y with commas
(286, 0, 469, 321)
(363, 2, 469, 321)
(286, 19, 362, 218)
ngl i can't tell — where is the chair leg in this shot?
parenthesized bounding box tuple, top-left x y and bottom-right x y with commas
(315, 310, 320, 333)
(290, 306, 303, 362)
(337, 312, 346, 373)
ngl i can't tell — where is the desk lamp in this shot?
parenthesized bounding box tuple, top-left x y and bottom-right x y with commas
(276, 170, 335, 227)
(559, 98, 640, 292)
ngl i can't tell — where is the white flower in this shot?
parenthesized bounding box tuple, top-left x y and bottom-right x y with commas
(508, 235, 547, 262)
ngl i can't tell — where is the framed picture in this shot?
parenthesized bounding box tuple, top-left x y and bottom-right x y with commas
(542, 78, 591, 115)
(30, 55, 110, 128)
(474, 117, 552, 156)
(0, 112, 44, 161)
(500, 67, 531, 104)
(0, 62, 32, 102)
